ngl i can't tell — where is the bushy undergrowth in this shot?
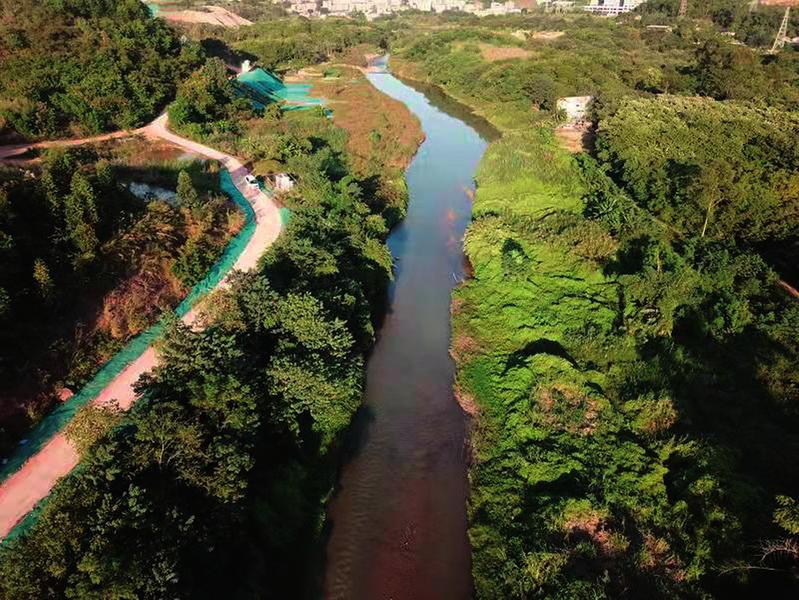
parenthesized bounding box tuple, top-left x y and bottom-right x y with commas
(0, 150, 233, 455)
(0, 80, 413, 599)
(0, 0, 204, 138)
(455, 126, 799, 597)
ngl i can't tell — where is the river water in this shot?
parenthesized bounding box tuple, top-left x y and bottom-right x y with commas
(321, 67, 496, 599)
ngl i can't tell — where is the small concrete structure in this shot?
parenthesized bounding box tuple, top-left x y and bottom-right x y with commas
(557, 96, 593, 123)
(273, 173, 295, 192)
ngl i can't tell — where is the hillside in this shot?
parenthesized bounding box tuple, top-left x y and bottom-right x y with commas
(0, 0, 203, 139)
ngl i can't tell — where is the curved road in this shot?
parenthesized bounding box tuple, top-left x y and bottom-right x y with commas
(0, 114, 282, 539)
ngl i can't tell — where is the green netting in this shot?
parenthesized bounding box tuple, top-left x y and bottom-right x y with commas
(0, 169, 256, 487)
(236, 68, 325, 110)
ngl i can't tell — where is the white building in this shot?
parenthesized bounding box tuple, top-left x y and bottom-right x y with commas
(473, 1, 522, 16)
(584, 0, 646, 16)
(540, 0, 576, 11)
(557, 96, 592, 122)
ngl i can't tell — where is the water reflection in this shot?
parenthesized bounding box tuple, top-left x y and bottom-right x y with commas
(320, 61, 492, 600)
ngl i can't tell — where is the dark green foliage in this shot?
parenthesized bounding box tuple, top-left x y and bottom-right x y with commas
(0, 0, 204, 138)
(224, 17, 389, 71)
(168, 58, 257, 141)
(0, 151, 234, 454)
(0, 104, 402, 599)
(694, 38, 766, 101)
(595, 96, 799, 244)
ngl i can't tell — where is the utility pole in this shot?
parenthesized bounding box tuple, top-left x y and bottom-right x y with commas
(770, 7, 791, 54)
(678, 0, 688, 17)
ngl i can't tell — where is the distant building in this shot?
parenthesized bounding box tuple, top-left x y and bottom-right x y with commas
(540, 0, 576, 11)
(557, 96, 592, 122)
(585, 0, 647, 16)
(473, 2, 522, 16)
(287, 0, 522, 18)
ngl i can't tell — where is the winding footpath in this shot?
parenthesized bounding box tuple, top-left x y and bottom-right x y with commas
(0, 114, 283, 539)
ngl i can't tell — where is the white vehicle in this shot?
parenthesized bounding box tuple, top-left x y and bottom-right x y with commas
(244, 174, 259, 188)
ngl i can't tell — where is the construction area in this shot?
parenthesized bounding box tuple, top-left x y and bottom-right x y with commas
(146, 2, 252, 27)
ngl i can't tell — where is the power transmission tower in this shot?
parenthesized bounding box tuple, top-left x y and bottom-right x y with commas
(678, 0, 688, 17)
(770, 7, 791, 54)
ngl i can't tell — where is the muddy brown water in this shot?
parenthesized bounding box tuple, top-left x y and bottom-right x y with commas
(320, 66, 498, 599)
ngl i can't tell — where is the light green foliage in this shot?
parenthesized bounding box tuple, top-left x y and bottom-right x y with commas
(63, 401, 121, 456)
(474, 129, 583, 217)
(31, 258, 54, 301)
(176, 170, 200, 210)
(450, 91, 799, 597)
(774, 496, 799, 535)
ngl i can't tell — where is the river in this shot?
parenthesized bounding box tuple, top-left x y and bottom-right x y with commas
(320, 65, 497, 599)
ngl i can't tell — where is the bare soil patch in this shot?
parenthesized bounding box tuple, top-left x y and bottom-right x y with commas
(159, 5, 252, 28)
(555, 125, 593, 153)
(479, 43, 533, 62)
(532, 31, 566, 41)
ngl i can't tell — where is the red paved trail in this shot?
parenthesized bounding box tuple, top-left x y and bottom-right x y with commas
(0, 115, 282, 539)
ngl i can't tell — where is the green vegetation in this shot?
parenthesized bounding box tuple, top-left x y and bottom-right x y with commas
(1, 8, 798, 598)
(222, 18, 388, 71)
(0, 35, 418, 595)
(456, 125, 799, 600)
(0, 148, 236, 456)
(394, 11, 799, 599)
(0, 0, 204, 138)
(390, 11, 799, 118)
(168, 58, 257, 141)
(595, 96, 799, 244)
(638, 0, 799, 48)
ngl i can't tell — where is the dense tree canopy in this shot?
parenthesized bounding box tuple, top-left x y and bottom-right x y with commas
(595, 96, 799, 243)
(0, 0, 204, 138)
(0, 150, 234, 455)
(0, 65, 410, 597)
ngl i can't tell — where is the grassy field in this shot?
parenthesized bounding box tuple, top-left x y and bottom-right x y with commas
(310, 65, 424, 175)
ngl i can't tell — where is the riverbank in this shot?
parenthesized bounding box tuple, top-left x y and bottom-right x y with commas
(393, 38, 799, 597)
(0, 59, 437, 597)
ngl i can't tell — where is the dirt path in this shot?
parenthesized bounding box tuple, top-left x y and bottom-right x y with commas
(779, 279, 799, 299)
(0, 129, 141, 160)
(0, 115, 282, 539)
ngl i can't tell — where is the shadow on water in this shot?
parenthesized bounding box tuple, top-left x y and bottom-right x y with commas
(397, 78, 501, 144)
(310, 59, 493, 600)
